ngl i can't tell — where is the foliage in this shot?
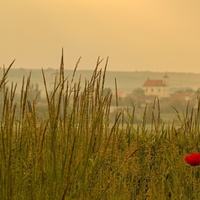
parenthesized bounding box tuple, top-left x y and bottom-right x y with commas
(1, 57, 200, 199)
(132, 87, 145, 96)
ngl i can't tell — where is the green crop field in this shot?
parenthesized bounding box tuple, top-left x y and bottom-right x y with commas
(1, 57, 200, 199)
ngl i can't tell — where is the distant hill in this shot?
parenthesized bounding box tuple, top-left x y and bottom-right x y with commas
(3, 68, 200, 96)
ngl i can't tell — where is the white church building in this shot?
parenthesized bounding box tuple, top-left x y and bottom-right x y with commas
(142, 75, 169, 98)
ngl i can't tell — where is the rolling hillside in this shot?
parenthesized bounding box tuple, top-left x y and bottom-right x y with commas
(3, 68, 200, 95)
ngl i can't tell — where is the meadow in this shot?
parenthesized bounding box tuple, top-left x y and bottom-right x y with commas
(1, 57, 200, 200)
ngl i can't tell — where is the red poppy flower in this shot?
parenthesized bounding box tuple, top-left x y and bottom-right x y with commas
(184, 153, 200, 166)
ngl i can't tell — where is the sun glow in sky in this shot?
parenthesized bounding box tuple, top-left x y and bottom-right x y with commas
(1, 0, 200, 73)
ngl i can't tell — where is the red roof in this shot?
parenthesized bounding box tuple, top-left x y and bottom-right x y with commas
(143, 79, 167, 87)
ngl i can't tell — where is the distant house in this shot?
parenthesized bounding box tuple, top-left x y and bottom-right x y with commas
(142, 75, 169, 98)
(170, 91, 196, 102)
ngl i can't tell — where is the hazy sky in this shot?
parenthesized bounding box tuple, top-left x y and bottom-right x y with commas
(1, 0, 200, 73)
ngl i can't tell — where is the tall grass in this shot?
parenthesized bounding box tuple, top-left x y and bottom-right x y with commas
(0, 55, 200, 199)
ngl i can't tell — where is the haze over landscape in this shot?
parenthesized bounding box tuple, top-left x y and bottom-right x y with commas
(2, 3, 200, 199)
(1, 0, 200, 73)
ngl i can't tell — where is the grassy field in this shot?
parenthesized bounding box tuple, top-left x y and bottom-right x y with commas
(1, 57, 200, 199)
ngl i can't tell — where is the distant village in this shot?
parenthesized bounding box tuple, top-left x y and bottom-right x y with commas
(2, 68, 200, 123)
(114, 74, 198, 105)
(108, 74, 199, 123)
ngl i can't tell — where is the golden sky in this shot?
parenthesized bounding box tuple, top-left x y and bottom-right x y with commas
(1, 0, 200, 72)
